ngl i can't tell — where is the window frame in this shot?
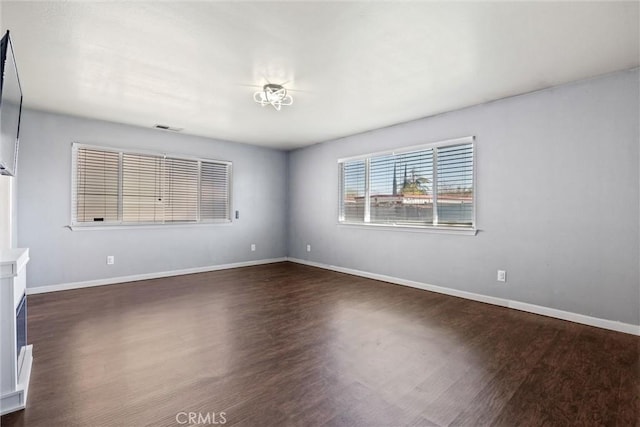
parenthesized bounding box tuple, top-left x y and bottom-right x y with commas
(337, 136, 476, 235)
(70, 143, 233, 229)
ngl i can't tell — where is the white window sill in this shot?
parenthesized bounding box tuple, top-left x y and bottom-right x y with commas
(67, 221, 232, 231)
(337, 222, 478, 235)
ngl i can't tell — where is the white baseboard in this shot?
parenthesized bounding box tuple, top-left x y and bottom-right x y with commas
(26, 258, 287, 295)
(25, 256, 639, 336)
(287, 257, 640, 336)
(507, 301, 640, 336)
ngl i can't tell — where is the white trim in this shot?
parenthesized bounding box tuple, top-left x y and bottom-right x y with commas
(25, 257, 639, 336)
(286, 258, 640, 336)
(288, 257, 508, 307)
(364, 158, 371, 223)
(26, 258, 287, 295)
(68, 221, 233, 231)
(507, 301, 640, 336)
(72, 142, 233, 166)
(471, 141, 477, 228)
(432, 147, 439, 226)
(337, 135, 475, 163)
(337, 223, 478, 235)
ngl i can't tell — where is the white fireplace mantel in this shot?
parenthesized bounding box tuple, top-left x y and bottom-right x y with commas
(0, 247, 33, 415)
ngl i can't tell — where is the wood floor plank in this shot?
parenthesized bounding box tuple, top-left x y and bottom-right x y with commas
(1, 262, 637, 426)
(448, 322, 559, 426)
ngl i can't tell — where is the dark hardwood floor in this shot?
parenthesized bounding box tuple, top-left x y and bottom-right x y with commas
(2, 262, 638, 426)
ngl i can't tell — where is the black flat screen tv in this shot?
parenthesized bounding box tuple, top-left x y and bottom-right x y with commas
(0, 30, 23, 177)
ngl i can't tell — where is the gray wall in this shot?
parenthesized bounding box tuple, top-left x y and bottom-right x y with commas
(288, 69, 640, 326)
(18, 110, 288, 288)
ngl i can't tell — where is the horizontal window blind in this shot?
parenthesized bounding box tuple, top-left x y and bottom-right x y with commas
(72, 144, 232, 226)
(122, 153, 164, 223)
(338, 138, 474, 229)
(200, 161, 231, 221)
(436, 143, 474, 225)
(339, 160, 366, 222)
(165, 157, 199, 222)
(74, 148, 119, 223)
(369, 149, 434, 225)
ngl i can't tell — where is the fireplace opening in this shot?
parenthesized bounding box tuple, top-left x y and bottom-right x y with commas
(16, 293, 26, 373)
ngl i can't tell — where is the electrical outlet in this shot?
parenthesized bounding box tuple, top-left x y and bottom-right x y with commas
(251, 244, 256, 252)
(107, 255, 115, 265)
(306, 244, 311, 252)
(497, 270, 506, 282)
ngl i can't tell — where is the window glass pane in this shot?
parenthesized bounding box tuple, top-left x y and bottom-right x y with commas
(122, 153, 164, 223)
(436, 143, 474, 225)
(338, 139, 474, 229)
(200, 162, 230, 221)
(370, 149, 434, 224)
(341, 160, 366, 222)
(165, 157, 198, 222)
(73, 145, 232, 227)
(75, 148, 119, 223)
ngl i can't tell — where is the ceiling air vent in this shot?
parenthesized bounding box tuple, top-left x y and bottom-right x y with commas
(153, 124, 183, 132)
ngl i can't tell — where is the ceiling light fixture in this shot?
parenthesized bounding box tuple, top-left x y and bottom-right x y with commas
(253, 83, 293, 111)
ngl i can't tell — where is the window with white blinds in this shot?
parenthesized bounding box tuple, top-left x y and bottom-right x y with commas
(72, 144, 232, 226)
(338, 137, 475, 230)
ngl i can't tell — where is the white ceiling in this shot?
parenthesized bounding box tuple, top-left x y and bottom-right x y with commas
(2, 1, 639, 150)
